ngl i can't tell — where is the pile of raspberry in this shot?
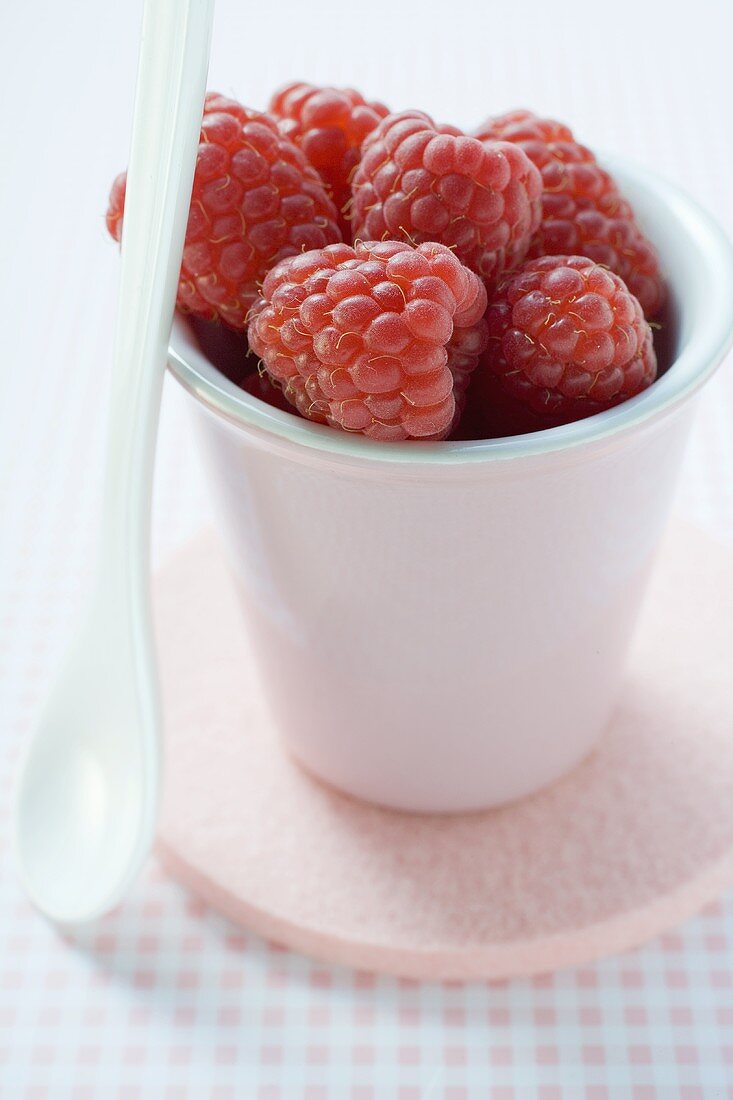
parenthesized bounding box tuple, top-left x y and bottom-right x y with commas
(107, 86, 666, 441)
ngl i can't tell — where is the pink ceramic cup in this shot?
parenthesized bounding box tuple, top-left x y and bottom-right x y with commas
(167, 157, 733, 813)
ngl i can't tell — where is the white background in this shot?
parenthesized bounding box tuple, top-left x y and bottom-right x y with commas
(2, 0, 733, 1095)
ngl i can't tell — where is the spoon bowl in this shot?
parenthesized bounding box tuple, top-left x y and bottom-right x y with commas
(15, 592, 159, 923)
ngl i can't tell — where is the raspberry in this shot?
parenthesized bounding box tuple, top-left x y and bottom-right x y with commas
(106, 92, 341, 331)
(481, 255, 657, 424)
(350, 111, 542, 293)
(474, 110, 665, 318)
(269, 82, 389, 236)
(446, 300, 489, 430)
(248, 240, 487, 441)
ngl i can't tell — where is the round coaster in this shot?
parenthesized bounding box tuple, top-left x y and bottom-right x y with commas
(155, 521, 733, 980)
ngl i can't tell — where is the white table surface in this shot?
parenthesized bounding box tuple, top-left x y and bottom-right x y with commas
(2, 0, 733, 1095)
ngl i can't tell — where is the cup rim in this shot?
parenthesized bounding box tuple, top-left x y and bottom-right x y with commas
(167, 154, 733, 467)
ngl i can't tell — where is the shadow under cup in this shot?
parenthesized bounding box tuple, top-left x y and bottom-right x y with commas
(167, 158, 733, 814)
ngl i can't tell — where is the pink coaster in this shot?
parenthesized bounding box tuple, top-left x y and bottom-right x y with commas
(155, 522, 733, 980)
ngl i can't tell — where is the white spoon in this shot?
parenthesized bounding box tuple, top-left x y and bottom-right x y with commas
(13, 0, 214, 924)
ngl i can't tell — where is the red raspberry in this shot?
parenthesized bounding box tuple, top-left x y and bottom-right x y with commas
(481, 255, 657, 424)
(474, 110, 665, 318)
(350, 111, 542, 293)
(106, 92, 341, 331)
(248, 240, 487, 441)
(446, 300, 489, 430)
(268, 82, 389, 236)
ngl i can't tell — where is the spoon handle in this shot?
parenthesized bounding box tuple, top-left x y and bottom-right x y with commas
(101, 0, 213, 598)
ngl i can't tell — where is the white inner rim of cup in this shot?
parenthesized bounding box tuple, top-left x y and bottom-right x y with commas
(167, 155, 733, 466)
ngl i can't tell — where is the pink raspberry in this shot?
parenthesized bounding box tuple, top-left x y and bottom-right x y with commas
(481, 255, 657, 424)
(248, 240, 488, 441)
(269, 82, 389, 236)
(106, 92, 341, 331)
(474, 110, 665, 317)
(446, 303, 489, 430)
(350, 111, 542, 293)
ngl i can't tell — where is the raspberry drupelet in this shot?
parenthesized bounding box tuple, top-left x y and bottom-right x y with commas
(481, 255, 657, 424)
(269, 82, 389, 236)
(474, 110, 665, 318)
(350, 111, 542, 294)
(106, 92, 341, 331)
(248, 240, 488, 441)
